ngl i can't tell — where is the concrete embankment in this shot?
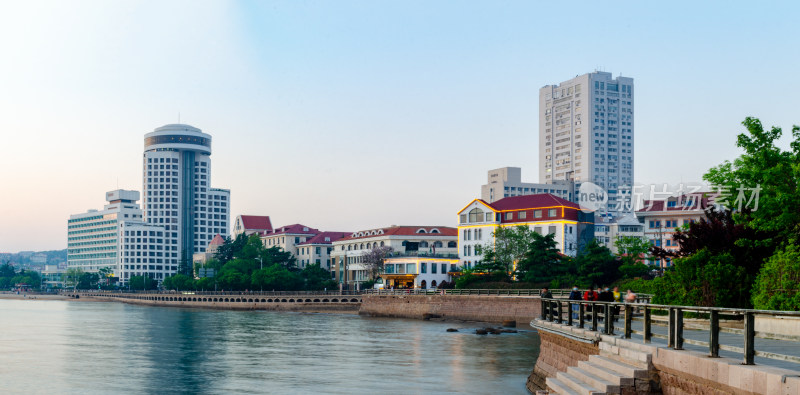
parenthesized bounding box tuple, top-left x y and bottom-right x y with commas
(359, 294, 542, 324)
(72, 293, 361, 314)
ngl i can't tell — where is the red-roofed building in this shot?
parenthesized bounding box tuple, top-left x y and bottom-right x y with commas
(636, 192, 716, 268)
(457, 194, 595, 266)
(260, 224, 320, 259)
(233, 215, 273, 237)
(331, 226, 459, 290)
(295, 231, 350, 271)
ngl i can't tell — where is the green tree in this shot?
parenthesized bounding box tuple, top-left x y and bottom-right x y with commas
(301, 263, 338, 291)
(129, 275, 158, 290)
(571, 239, 620, 288)
(479, 225, 536, 276)
(653, 248, 748, 308)
(64, 268, 84, 289)
(251, 265, 302, 291)
(163, 273, 195, 291)
(614, 236, 652, 279)
(751, 244, 800, 310)
(515, 232, 564, 283)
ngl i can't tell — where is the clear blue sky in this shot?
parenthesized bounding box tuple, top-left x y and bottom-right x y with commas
(1, 0, 799, 252)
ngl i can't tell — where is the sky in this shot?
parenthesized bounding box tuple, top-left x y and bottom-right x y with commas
(1, 0, 799, 252)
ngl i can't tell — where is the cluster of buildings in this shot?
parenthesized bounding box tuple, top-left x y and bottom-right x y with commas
(64, 70, 711, 289)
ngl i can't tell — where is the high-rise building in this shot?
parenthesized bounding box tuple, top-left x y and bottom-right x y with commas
(539, 71, 634, 215)
(142, 124, 230, 272)
(67, 190, 145, 273)
(481, 167, 573, 203)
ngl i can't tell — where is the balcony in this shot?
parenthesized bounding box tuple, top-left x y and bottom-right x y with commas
(386, 251, 460, 259)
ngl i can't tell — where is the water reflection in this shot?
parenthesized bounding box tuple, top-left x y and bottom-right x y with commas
(1, 300, 540, 394)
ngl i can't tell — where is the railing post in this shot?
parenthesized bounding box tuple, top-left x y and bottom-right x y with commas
(556, 301, 563, 324)
(668, 307, 675, 348)
(591, 303, 599, 331)
(547, 300, 553, 321)
(603, 304, 612, 334)
(540, 299, 547, 320)
(579, 303, 585, 328)
(643, 306, 651, 343)
(709, 310, 720, 357)
(675, 308, 684, 350)
(567, 302, 573, 326)
(624, 305, 632, 338)
(744, 312, 755, 365)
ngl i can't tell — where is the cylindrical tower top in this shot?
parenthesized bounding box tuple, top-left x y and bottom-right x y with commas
(144, 124, 211, 154)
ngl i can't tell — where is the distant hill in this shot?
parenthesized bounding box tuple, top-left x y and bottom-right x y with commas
(0, 249, 67, 268)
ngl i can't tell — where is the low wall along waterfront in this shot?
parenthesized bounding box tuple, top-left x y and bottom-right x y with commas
(358, 294, 542, 324)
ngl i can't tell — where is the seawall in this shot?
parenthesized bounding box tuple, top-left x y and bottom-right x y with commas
(359, 294, 541, 324)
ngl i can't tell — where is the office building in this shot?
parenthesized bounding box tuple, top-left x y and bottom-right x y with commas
(481, 167, 573, 203)
(539, 71, 634, 215)
(142, 124, 230, 272)
(67, 190, 146, 273)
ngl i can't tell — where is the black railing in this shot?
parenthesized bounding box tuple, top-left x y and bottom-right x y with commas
(539, 298, 800, 366)
(64, 289, 362, 296)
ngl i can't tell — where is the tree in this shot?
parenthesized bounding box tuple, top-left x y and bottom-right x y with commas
(64, 268, 84, 289)
(751, 244, 800, 310)
(362, 246, 393, 281)
(251, 265, 302, 291)
(653, 249, 748, 308)
(300, 263, 337, 291)
(163, 274, 195, 291)
(129, 275, 158, 290)
(480, 226, 536, 276)
(614, 236, 652, 279)
(571, 239, 620, 288)
(515, 232, 564, 283)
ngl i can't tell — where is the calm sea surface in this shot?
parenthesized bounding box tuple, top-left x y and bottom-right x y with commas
(0, 299, 540, 394)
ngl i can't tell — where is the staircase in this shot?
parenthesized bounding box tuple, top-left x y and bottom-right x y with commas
(546, 337, 653, 394)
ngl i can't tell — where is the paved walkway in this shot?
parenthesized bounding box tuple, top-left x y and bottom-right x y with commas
(550, 314, 800, 372)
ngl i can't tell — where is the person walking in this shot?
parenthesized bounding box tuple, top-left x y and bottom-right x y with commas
(541, 287, 553, 318)
(583, 286, 599, 321)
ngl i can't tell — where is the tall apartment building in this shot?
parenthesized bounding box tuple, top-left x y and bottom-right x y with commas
(481, 167, 573, 203)
(142, 124, 230, 272)
(539, 71, 634, 215)
(67, 190, 145, 273)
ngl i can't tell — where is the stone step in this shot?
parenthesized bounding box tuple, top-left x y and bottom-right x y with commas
(567, 366, 620, 394)
(599, 342, 652, 367)
(588, 355, 649, 379)
(555, 371, 605, 395)
(599, 349, 649, 370)
(546, 376, 580, 395)
(577, 360, 634, 387)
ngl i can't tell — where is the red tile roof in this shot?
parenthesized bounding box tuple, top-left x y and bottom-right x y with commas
(261, 224, 319, 236)
(340, 226, 457, 241)
(297, 231, 351, 246)
(636, 193, 713, 213)
(485, 193, 579, 212)
(239, 215, 272, 231)
(208, 234, 225, 246)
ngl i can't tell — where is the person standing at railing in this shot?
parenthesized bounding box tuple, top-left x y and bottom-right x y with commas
(540, 287, 553, 318)
(583, 286, 599, 321)
(624, 289, 637, 303)
(569, 286, 582, 321)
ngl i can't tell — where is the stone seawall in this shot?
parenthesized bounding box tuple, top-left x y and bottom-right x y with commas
(79, 294, 361, 314)
(526, 327, 600, 391)
(359, 294, 541, 324)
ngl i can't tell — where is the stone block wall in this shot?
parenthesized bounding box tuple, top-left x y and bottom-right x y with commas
(358, 294, 541, 324)
(526, 329, 599, 392)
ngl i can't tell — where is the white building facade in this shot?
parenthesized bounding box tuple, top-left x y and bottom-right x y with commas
(481, 167, 573, 203)
(539, 71, 634, 216)
(67, 190, 146, 273)
(142, 124, 230, 274)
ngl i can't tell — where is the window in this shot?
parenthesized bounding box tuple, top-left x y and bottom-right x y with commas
(548, 209, 557, 217)
(534, 210, 542, 218)
(441, 263, 447, 274)
(460, 214, 467, 224)
(505, 212, 513, 220)
(519, 211, 527, 219)
(469, 208, 483, 223)
(432, 263, 437, 274)
(421, 262, 427, 273)
(548, 226, 556, 235)
(485, 213, 493, 221)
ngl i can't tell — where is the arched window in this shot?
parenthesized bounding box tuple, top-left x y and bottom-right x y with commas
(366, 243, 371, 249)
(360, 243, 364, 249)
(402, 241, 407, 246)
(430, 229, 440, 233)
(469, 208, 483, 223)
(420, 280, 427, 289)
(420, 241, 429, 248)
(416, 228, 427, 233)
(347, 245, 351, 251)
(380, 241, 385, 247)
(431, 280, 437, 287)
(447, 241, 456, 248)
(434, 241, 443, 248)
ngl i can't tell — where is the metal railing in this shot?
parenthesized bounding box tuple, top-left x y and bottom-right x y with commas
(63, 289, 362, 296)
(362, 288, 577, 296)
(539, 298, 800, 366)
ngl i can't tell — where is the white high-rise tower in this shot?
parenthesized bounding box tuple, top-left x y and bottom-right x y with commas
(142, 124, 230, 273)
(539, 71, 634, 215)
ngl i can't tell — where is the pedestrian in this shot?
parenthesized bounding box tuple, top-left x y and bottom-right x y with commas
(598, 286, 613, 302)
(612, 286, 622, 303)
(583, 286, 599, 320)
(625, 289, 637, 303)
(568, 285, 582, 321)
(541, 287, 554, 318)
